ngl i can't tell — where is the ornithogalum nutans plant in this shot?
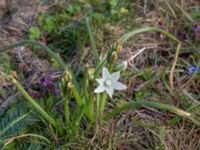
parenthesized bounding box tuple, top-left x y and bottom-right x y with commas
(1, 17, 199, 148)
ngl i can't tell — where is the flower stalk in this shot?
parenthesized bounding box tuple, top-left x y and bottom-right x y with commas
(98, 93, 107, 119)
(68, 82, 83, 107)
(11, 77, 57, 128)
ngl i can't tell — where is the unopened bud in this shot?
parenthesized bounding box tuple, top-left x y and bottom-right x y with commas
(64, 70, 72, 82)
(114, 61, 128, 71)
(11, 71, 17, 79)
(67, 82, 73, 89)
(88, 68, 95, 80)
(111, 51, 118, 63)
(116, 40, 122, 53)
(61, 77, 65, 84)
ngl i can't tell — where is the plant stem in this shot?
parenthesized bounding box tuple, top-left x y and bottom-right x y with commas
(11, 77, 57, 128)
(96, 93, 101, 119)
(71, 84, 83, 107)
(98, 93, 107, 119)
(63, 98, 70, 127)
(94, 54, 107, 78)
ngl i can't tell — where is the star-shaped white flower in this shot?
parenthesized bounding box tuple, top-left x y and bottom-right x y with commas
(94, 67, 127, 98)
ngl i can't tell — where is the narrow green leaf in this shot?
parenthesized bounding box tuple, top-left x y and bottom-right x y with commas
(103, 100, 200, 126)
(85, 17, 99, 66)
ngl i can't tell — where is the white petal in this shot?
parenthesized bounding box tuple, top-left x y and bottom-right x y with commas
(96, 78, 105, 85)
(94, 85, 105, 93)
(112, 81, 127, 90)
(103, 67, 110, 78)
(105, 86, 114, 98)
(110, 71, 120, 81)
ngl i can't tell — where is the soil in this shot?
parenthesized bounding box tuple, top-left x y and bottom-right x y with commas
(0, 0, 54, 113)
(0, 0, 40, 48)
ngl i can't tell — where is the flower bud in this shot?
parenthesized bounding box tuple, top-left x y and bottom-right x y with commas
(11, 71, 17, 79)
(60, 84, 65, 97)
(67, 82, 73, 89)
(115, 40, 122, 53)
(63, 70, 72, 82)
(87, 68, 95, 81)
(61, 77, 65, 84)
(114, 61, 128, 71)
(111, 51, 118, 63)
(120, 7, 128, 14)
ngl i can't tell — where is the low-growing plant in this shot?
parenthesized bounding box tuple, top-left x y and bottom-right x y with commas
(1, 17, 200, 148)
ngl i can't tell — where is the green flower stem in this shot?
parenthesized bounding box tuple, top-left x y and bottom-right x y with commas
(11, 77, 57, 128)
(84, 90, 94, 122)
(88, 96, 94, 122)
(98, 93, 107, 119)
(103, 100, 200, 126)
(96, 93, 101, 119)
(88, 78, 95, 122)
(0, 40, 66, 69)
(63, 97, 70, 127)
(70, 84, 83, 107)
(94, 54, 107, 78)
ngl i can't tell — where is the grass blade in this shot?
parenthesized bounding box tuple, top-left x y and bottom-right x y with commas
(85, 17, 99, 67)
(0, 40, 66, 69)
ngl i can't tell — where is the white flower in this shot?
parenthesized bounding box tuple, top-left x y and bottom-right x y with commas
(94, 67, 127, 98)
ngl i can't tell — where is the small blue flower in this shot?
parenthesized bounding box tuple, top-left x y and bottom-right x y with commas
(188, 65, 199, 75)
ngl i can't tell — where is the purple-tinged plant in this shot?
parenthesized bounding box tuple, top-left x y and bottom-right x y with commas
(41, 74, 59, 95)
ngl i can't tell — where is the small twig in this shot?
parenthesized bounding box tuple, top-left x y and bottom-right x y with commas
(128, 47, 146, 62)
(169, 43, 181, 89)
